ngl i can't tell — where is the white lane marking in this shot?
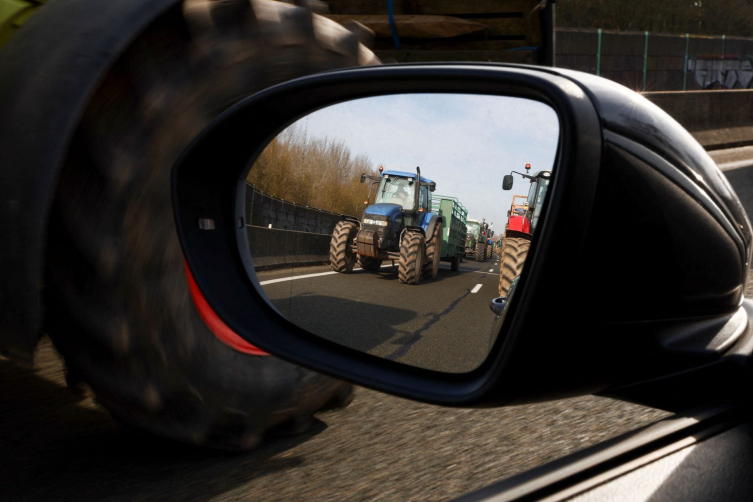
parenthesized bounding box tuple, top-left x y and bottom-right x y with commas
(260, 270, 337, 285)
(466, 268, 497, 275)
(717, 159, 753, 172)
(260, 260, 502, 287)
(259, 263, 394, 286)
(438, 264, 498, 275)
(471, 284, 483, 294)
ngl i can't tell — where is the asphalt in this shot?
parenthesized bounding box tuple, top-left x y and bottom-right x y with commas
(0, 341, 669, 502)
(2, 150, 752, 501)
(257, 257, 502, 373)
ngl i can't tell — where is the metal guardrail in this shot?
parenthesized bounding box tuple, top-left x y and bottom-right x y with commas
(245, 182, 349, 235)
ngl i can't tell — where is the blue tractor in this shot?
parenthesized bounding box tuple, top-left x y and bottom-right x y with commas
(330, 167, 442, 285)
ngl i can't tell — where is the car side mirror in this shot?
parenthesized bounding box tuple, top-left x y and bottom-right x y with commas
(502, 175, 513, 190)
(490, 297, 507, 316)
(173, 64, 752, 412)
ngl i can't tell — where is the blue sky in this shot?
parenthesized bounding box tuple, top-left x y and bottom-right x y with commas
(292, 93, 560, 234)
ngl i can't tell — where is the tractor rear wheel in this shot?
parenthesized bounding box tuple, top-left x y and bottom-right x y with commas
(475, 242, 486, 262)
(398, 232, 425, 285)
(486, 245, 492, 259)
(330, 221, 359, 273)
(422, 220, 443, 279)
(499, 237, 531, 296)
(358, 255, 382, 271)
(39, 0, 377, 451)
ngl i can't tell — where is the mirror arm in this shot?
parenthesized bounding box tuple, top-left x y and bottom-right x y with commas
(509, 170, 534, 180)
(365, 183, 376, 205)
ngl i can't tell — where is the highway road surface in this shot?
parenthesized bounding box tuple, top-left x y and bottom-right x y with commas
(257, 256, 502, 373)
(1, 149, 752, 501)
(0, 340, 669, 502)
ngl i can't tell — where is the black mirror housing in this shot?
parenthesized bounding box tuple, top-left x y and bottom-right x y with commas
(490, 297, 507, 316)
(173, 64, 752, 411)
(502, 175, 514, 190)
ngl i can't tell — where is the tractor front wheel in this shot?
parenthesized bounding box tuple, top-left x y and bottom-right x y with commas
(499, 237, 531, 296)
(330, 221, 358, 273)
(398, 232, 425, 285)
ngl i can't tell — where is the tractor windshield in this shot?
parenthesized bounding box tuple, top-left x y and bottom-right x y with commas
(466, 222, 480, 238)
(531, 178, 550, 230)
(526, 181, 539, 209)
(375, 176, 415, 209)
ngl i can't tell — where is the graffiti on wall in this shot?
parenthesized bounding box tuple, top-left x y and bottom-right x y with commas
(687, 57, 753, 89)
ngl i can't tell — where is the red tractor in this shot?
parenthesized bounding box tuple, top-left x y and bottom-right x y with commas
(498, 164, 552, 295)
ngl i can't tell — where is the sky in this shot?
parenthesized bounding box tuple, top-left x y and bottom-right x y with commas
(290, 93, 560, 235)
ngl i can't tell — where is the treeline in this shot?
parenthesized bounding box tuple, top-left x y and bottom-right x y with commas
(558, 0, 753, 37)
(247, 125, 379, 217)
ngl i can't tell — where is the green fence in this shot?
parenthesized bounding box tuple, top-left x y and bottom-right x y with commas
(557, 28, 753, 91)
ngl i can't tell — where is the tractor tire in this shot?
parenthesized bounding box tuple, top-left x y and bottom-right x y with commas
(422, 220, 443, 279)
(486, 245, 492, 259)
(398, 232, 425, 285)
(330, 221, 359, 273)
(475, 242, 486, 262)
(499, 237, 531, 296)
(358, 255, 382, 271)
(42, 0, 378, 451)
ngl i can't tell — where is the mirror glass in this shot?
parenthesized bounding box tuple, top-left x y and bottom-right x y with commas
(244, 94, 559, 373)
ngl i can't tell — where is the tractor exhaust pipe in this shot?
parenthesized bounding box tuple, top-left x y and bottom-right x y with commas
(415, 166, 421, 213)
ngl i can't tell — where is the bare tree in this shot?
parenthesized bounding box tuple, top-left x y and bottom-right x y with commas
(247, 124, 379, 216)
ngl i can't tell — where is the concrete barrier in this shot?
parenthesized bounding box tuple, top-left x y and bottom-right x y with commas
(644, 90, 753, 149)
(247, 225, 331, 271)
(246, 183, 344, 235)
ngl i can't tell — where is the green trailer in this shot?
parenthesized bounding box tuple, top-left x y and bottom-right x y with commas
(430, 194, 468, 272)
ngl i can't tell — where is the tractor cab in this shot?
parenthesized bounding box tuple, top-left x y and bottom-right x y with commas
(502, 166, 552, 236)
(369, 169, 435, 226)
(355, 166, 438, 261)
(466, 219, 480, 238)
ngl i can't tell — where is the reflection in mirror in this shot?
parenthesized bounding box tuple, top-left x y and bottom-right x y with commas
(244, 94, 559, 373)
